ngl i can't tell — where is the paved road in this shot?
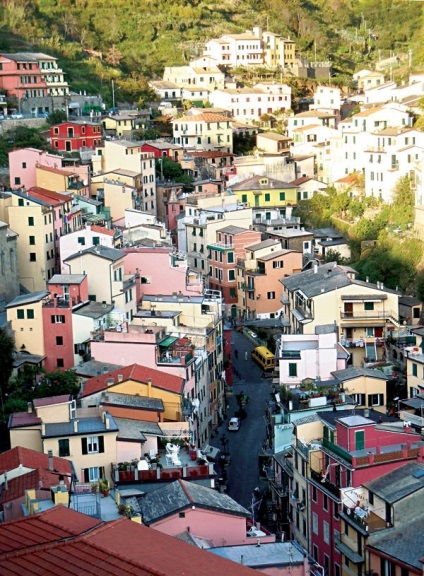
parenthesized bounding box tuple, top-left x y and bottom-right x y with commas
(210, 330, 273, 512)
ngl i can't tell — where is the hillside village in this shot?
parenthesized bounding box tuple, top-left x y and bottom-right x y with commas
(0, 31, 424, 576)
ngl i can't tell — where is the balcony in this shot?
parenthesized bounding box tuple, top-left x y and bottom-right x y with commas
(322, 437, 352, 463)
(340, 504, 388, 534)
(157, 350, 194, 366)
(122, 274, 136, 290)
(280, 294, 289, 305)
(294, 306, 313, 320)
(310, 468, 341, 499)
(207, 241, 234, 250)
(340, 309, 397, 321)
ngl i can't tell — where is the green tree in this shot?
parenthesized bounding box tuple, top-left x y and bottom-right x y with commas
(46, 109, 68, 125)
(34, 369, 80, 399)
(156, 157, 192, 185)
(0, 328, 15, 421)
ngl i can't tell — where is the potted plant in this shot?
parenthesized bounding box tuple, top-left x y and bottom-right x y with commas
(91, 483, 99, 495)
(99, 478, 110, 497)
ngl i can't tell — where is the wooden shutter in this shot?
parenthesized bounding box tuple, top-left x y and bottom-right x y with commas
(99, 466, 105, 479)
(81, 437, 88, 455)
(82, 468, 89, 482)
(98, 435, 104, 453)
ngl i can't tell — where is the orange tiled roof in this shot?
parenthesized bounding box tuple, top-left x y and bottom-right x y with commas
(81, 364, 185, 398)
(173, 113, 231, 123)
(0, 446, 73, 477)
(90, 225, 115, 237)
(36, 165, 77, 176)
(27, 187, 71, 205)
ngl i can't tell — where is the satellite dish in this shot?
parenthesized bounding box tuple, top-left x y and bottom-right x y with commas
(83, 179, 88, 186)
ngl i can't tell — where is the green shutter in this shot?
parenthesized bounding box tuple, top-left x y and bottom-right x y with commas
(355, 430, 365, 450)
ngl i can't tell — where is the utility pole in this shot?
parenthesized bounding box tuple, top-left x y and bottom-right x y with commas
(112, 79, 115, 109)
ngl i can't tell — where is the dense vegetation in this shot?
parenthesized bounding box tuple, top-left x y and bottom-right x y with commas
(294, 176, 423, 293)
(0, 1, 423, 105)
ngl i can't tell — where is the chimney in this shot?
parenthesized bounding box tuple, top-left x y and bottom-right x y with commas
(27, 402, 32, 414)
(364, 408, 369, 418)
(105, 414, 110, 430)
(41, 423, 46, 436)
(147, 377, 152, 398)
(366, 276, 369, 283)
(117, 373, 123, 382)
(4, 471, 8, 491)
(73, 420, 78, 432)
(314, 263, 318, 274)
(48, 450, 54, 471)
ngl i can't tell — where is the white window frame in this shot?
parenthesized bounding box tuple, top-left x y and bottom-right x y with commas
(88, 466, 100, 482)
(87, 436, 99, 453)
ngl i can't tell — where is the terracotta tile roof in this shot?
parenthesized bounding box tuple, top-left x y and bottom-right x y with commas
(81, 364, 184, 398)
(173, 113, 231, 123)
(36, 165, 77, 176)
(0, 509, 258, 576)
(0, 447, 73, 478)
(187, 151, 233, 158)
(27, 187, 71, 205)
(291, 124, 321, 133)
(33, 394, 71, 408)
(0, 469, 71, 505)
(90, 224, 115, 237)
(0, 506, 101, 554)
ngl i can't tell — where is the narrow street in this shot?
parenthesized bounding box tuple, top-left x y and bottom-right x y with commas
(210, 329, 273, 512)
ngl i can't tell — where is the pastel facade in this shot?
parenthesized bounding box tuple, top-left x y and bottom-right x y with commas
(280, 263, 400, 367)
(63, 246, 138, 321)
(59, 225, 115, 272)
(311, 86, 341, 114)
(6, 290, 49, 357)
(0, 221, 19, 302)
(207, 225, 261, 316)
(172, 113, 233, 153)
(9, 148, 73, 190)
(231, 175, 298, 218)
(8, 396, 118, 482)
(163, 58, 225, 91)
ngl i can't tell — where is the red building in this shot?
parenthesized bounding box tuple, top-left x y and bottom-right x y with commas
(42, 274, 89, 371)
(206, 225, 261, 318)
(50, 121, 103, 152)
(141, 141, 182, 161)
(308, 410, 423, 576)
(0, 53, 47, 100)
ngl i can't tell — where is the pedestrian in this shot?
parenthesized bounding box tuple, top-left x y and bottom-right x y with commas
(244, 350, 248, 361)
(234, 349, 238, 359)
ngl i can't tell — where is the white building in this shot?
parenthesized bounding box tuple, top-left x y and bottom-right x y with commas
(310, 85, 341, 115)
(59, 225, 116, 272)
(286, 110, 337, 138)
(278, 325, 347, 388)
(209, 82, 291, 123)
(163, 57, 225, 91)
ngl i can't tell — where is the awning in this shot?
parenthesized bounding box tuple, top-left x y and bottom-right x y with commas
(292, 309, 311, 323)
(335, 541, 364, 564)
(159, 422, 190, 438)
(69, 102, 80, 109)
(159, 336, 178, 347)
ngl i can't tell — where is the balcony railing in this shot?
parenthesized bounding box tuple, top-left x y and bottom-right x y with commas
(280, 294, 289, 305)
(340, 310, 397, 320)
(122, 275, 136, 290)
(310, 468, 341, 498)
(322, 437, 352, 463)
(295, 306, 313, 320)
(341, 504, 388, 533)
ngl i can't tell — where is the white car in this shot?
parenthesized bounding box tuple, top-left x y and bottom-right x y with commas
(10, 113, 23, 119)
(228, 417, 241, 431)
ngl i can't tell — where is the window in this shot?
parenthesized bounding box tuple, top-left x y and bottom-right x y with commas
(241, 194, 247, 203)
(312, 485, 317, 502)
(58, 438, 70, 457)
(92, 236, 100, 246)
(323, 494, 328, 511)
(29, 253, 36, 262)
(312, 512, 318, 534)
(28, 217, 34, 226)
(289, 363, 297, 377)
(77, 237, 85, 245)
(51, 315, 65, 324)
(81, 435, 104, 455)
(56, 358, 64, 368)
(15, 177, 21, 186)
(26, 309, 34, 319)
(264, 193, 270, 202)
(267, 292, 275, 299)
(273, 261, 283, 268)
(17, 309, 24, 319)
(364, 301, 374, 311)
(230, 288, 236, 298)
(412, 363, 418, 377)
(227, 252, 234, 264)
(368, 393, 383, 406)
(29, 235, 35, 245)
(355, 430, 365, 450)
(179, 512, 186, 518)
(280, 192, 285, 201)
(228, 269, 235, 281)
(18, 198, 24, 206)
(56, 336, 63, 345)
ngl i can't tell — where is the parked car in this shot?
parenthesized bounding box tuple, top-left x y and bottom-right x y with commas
(0, 114, 4, 120)
(9, 113, 23, 119)
(228, 417, 241, 431)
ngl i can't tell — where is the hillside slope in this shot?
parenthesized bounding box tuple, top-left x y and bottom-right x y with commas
(0, 0, 423, 103)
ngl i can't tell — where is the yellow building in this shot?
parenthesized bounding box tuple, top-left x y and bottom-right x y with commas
(35, 165, 89, 197)
(6, 290, 49, 356)
(103, 115, 140, 137)
(230, 175, 298, 212)
(172, 113, 233, 153)
(331, 367, 389, 412)
(63, 246, 137, 321)
(8, 394, 118, 482)
(281, 262, 400, 367)
(405, 329, 424, 399)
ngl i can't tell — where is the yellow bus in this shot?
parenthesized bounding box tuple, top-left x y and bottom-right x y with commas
(251, 346, 276, 372)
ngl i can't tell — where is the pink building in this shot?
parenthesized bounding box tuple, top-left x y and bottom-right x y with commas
(308, 410, 423, 576)
(140, 478, 276, 547)
(0, 53, 47, 100)
(9, 148, 89, 190)
(122, 247, 203, 299)
(43, 274, 89, 371)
